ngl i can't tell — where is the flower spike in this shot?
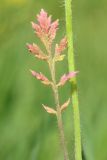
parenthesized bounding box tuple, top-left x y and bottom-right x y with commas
(27, 9, 71, 159)
(31, 9, 59, 46)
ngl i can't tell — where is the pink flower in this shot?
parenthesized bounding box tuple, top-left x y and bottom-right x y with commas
(30, 70, 51, 85)
(57, 71, 78, 86)
(31, 9, 59, 44)
(49, 19, 59, 42)
(55, 37, 67, 55)
(27, 43, 48, 60)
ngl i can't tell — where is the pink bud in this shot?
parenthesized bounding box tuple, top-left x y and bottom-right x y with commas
(42, 104, 57, 115)
(30, 70, 51, 85)
(49, 19, 59, 41)
(27, 43, 48, 60)
(57, 71, 78, 86)
(55, 36, 67, 54)
(31, 22, 42, 38)
(31, 22, 41, 32)
(61, 98, 70, 112)
(27, 43, 40, 55)
(40, 9, 47, 17)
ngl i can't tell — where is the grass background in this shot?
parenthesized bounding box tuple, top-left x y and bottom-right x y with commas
(0, 0, 107, 159)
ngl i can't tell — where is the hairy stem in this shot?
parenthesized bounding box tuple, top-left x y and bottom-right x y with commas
(48, 57, 69, 160)
(65, 0, 82, 160)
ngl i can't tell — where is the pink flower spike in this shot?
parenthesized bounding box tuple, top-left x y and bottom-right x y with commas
(55, 36, 67, 55)
(30, 70, 51, 85)
(57, 71, 78, 86)
(30, 9, 59, 46)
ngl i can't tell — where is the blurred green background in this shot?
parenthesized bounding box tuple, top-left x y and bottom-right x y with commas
(0, 0, 107, 160)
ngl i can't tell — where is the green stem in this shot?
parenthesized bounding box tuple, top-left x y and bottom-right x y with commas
(65, 0, 82, 160)
(48, 57, 69, 160)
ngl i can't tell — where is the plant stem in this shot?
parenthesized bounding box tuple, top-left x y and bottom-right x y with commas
(48, 57, 69, 160)
(65, 0, 82, 160)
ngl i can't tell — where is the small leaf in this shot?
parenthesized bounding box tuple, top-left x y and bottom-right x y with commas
(35, 54, 48, 60)
(54, 55, 65, 62)
(61, 98, 70, 112)
(42, 104, 57, 115)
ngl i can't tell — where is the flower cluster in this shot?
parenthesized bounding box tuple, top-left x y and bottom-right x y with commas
(31, 9, 59, 49)
(27, 9, 78, 114)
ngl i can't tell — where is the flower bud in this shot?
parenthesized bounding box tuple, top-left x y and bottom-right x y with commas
(27, 43, 48, 60)
(55, 36, 67, 55)
(61, 98, 70, 112)
(30, 70, 51, 85)
(57, 71, 78, 86)
(42, 104, 57, 115)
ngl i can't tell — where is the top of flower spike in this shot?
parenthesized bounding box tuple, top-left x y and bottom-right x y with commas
(31, 9, 59, 43)
(37, 9, 51, 33)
